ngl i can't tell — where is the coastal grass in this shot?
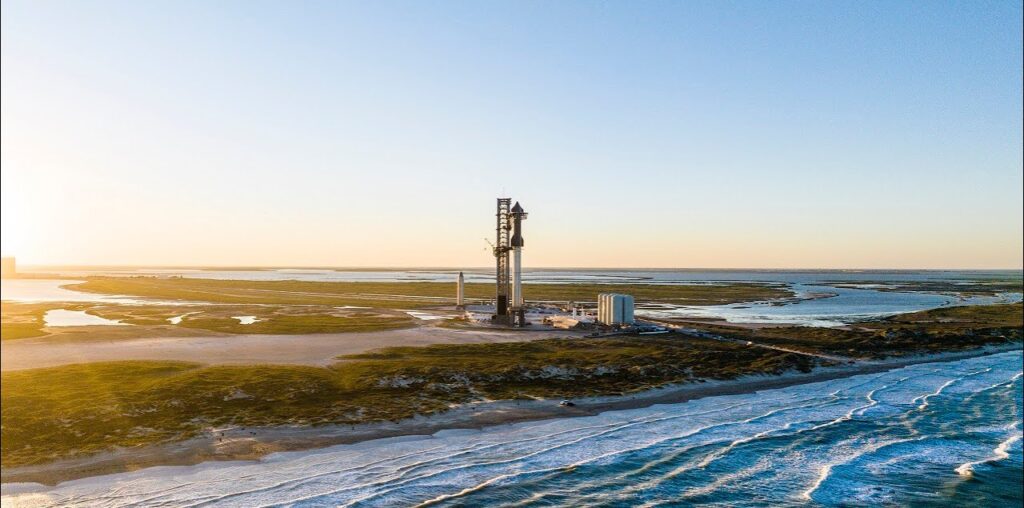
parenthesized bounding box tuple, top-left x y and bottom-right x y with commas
(0, 302, 418, 340)
(336, 337, 818, 399)
(700, 303, 1024, 359)
(827, 279, 1024, 296)
(0, 322, 48, 340)
(66, 277, 791, 307)
(1, 337, 816, 468)
(0, 302, 70, 340)
(177, 313, 415, 334)
(877, 302, 1024, 328)
(85, 304, 418, 335)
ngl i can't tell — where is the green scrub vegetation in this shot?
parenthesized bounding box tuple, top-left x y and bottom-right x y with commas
(0, 302, 417, 340)
(67, 277, 791, 307)
(0, 302, 74, 340)
(1, 337, 816, 468)
(85, 304, 417, 335)
(879, 301, 1023, 328)
(0, 320, 48, 340)
(699, 303, 1023, 359)
(828, 278, 1023, 296)
(177, 313, 414, 334)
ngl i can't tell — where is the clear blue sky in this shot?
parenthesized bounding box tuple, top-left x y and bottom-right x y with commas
(2, 0, 1021, 268)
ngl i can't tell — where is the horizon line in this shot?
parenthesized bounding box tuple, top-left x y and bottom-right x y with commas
(10, 264, 1024, 272)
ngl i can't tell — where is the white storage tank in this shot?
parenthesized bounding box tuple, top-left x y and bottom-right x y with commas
(597, 293, 635, 325)
(621, 294, 634, 324)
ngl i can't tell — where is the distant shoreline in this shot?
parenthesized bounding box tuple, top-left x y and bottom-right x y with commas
(9, 266, 1024, 272)
(4, 343, 1020, 488)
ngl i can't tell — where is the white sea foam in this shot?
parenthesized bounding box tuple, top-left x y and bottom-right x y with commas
(955, 423, 1024, 477)
(3, 350, 1020, 507)
(802, 437, 926, 501)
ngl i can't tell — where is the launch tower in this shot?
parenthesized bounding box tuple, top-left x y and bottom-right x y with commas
(492, 198, 527, 326)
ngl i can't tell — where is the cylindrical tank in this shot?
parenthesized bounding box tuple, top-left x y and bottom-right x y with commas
(511, 247, 522, 307)
(457, 271, 465, 307)
(597, 293, 634, 325)
(621, 294, 635, 324)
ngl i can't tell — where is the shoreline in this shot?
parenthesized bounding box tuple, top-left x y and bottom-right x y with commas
(3, 343, 1020, 488)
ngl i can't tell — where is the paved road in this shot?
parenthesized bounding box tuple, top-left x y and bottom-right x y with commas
(667, 325, 855, 363)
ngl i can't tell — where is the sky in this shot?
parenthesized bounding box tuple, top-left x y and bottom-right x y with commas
(1, 0, 1022, 269)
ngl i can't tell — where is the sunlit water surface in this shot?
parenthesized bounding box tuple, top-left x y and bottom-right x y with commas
(0, 279, 143, 304)
(13, 268, 1022, 285)
(643, 284, 1021, 327)
(41, 309, 125, 327)
(4, 270, 1021, 327)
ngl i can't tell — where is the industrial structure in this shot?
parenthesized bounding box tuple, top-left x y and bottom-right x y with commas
(598, 293, 635, 325)
(456, 271, 465, 308)
(491, 198, 528, 326)
(458, 204, 654, 333)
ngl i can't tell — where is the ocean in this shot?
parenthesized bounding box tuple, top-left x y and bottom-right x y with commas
(4, 350, 1021, 507)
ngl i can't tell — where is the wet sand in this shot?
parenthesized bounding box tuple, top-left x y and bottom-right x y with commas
(3, 344, 1018, 487)
(0, 325, 581, 371)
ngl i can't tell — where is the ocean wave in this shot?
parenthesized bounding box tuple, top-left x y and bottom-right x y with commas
(955, 422, 1023, 477)
(4, 351, 1021, 508)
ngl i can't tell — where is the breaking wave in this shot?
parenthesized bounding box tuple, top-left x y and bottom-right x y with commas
(3, 351, 1021, 507)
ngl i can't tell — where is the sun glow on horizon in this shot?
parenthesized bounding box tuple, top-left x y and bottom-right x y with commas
(1, 2, 1021, 269)
(0, 162, 42, 261)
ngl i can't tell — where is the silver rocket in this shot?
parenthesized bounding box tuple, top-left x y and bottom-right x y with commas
(509, 202, 527, 309)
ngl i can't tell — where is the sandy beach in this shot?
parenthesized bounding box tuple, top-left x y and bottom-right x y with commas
(3, 343, 1018, 487)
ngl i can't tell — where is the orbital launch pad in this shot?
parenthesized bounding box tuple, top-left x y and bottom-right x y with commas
(492, 198, 527, 326)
